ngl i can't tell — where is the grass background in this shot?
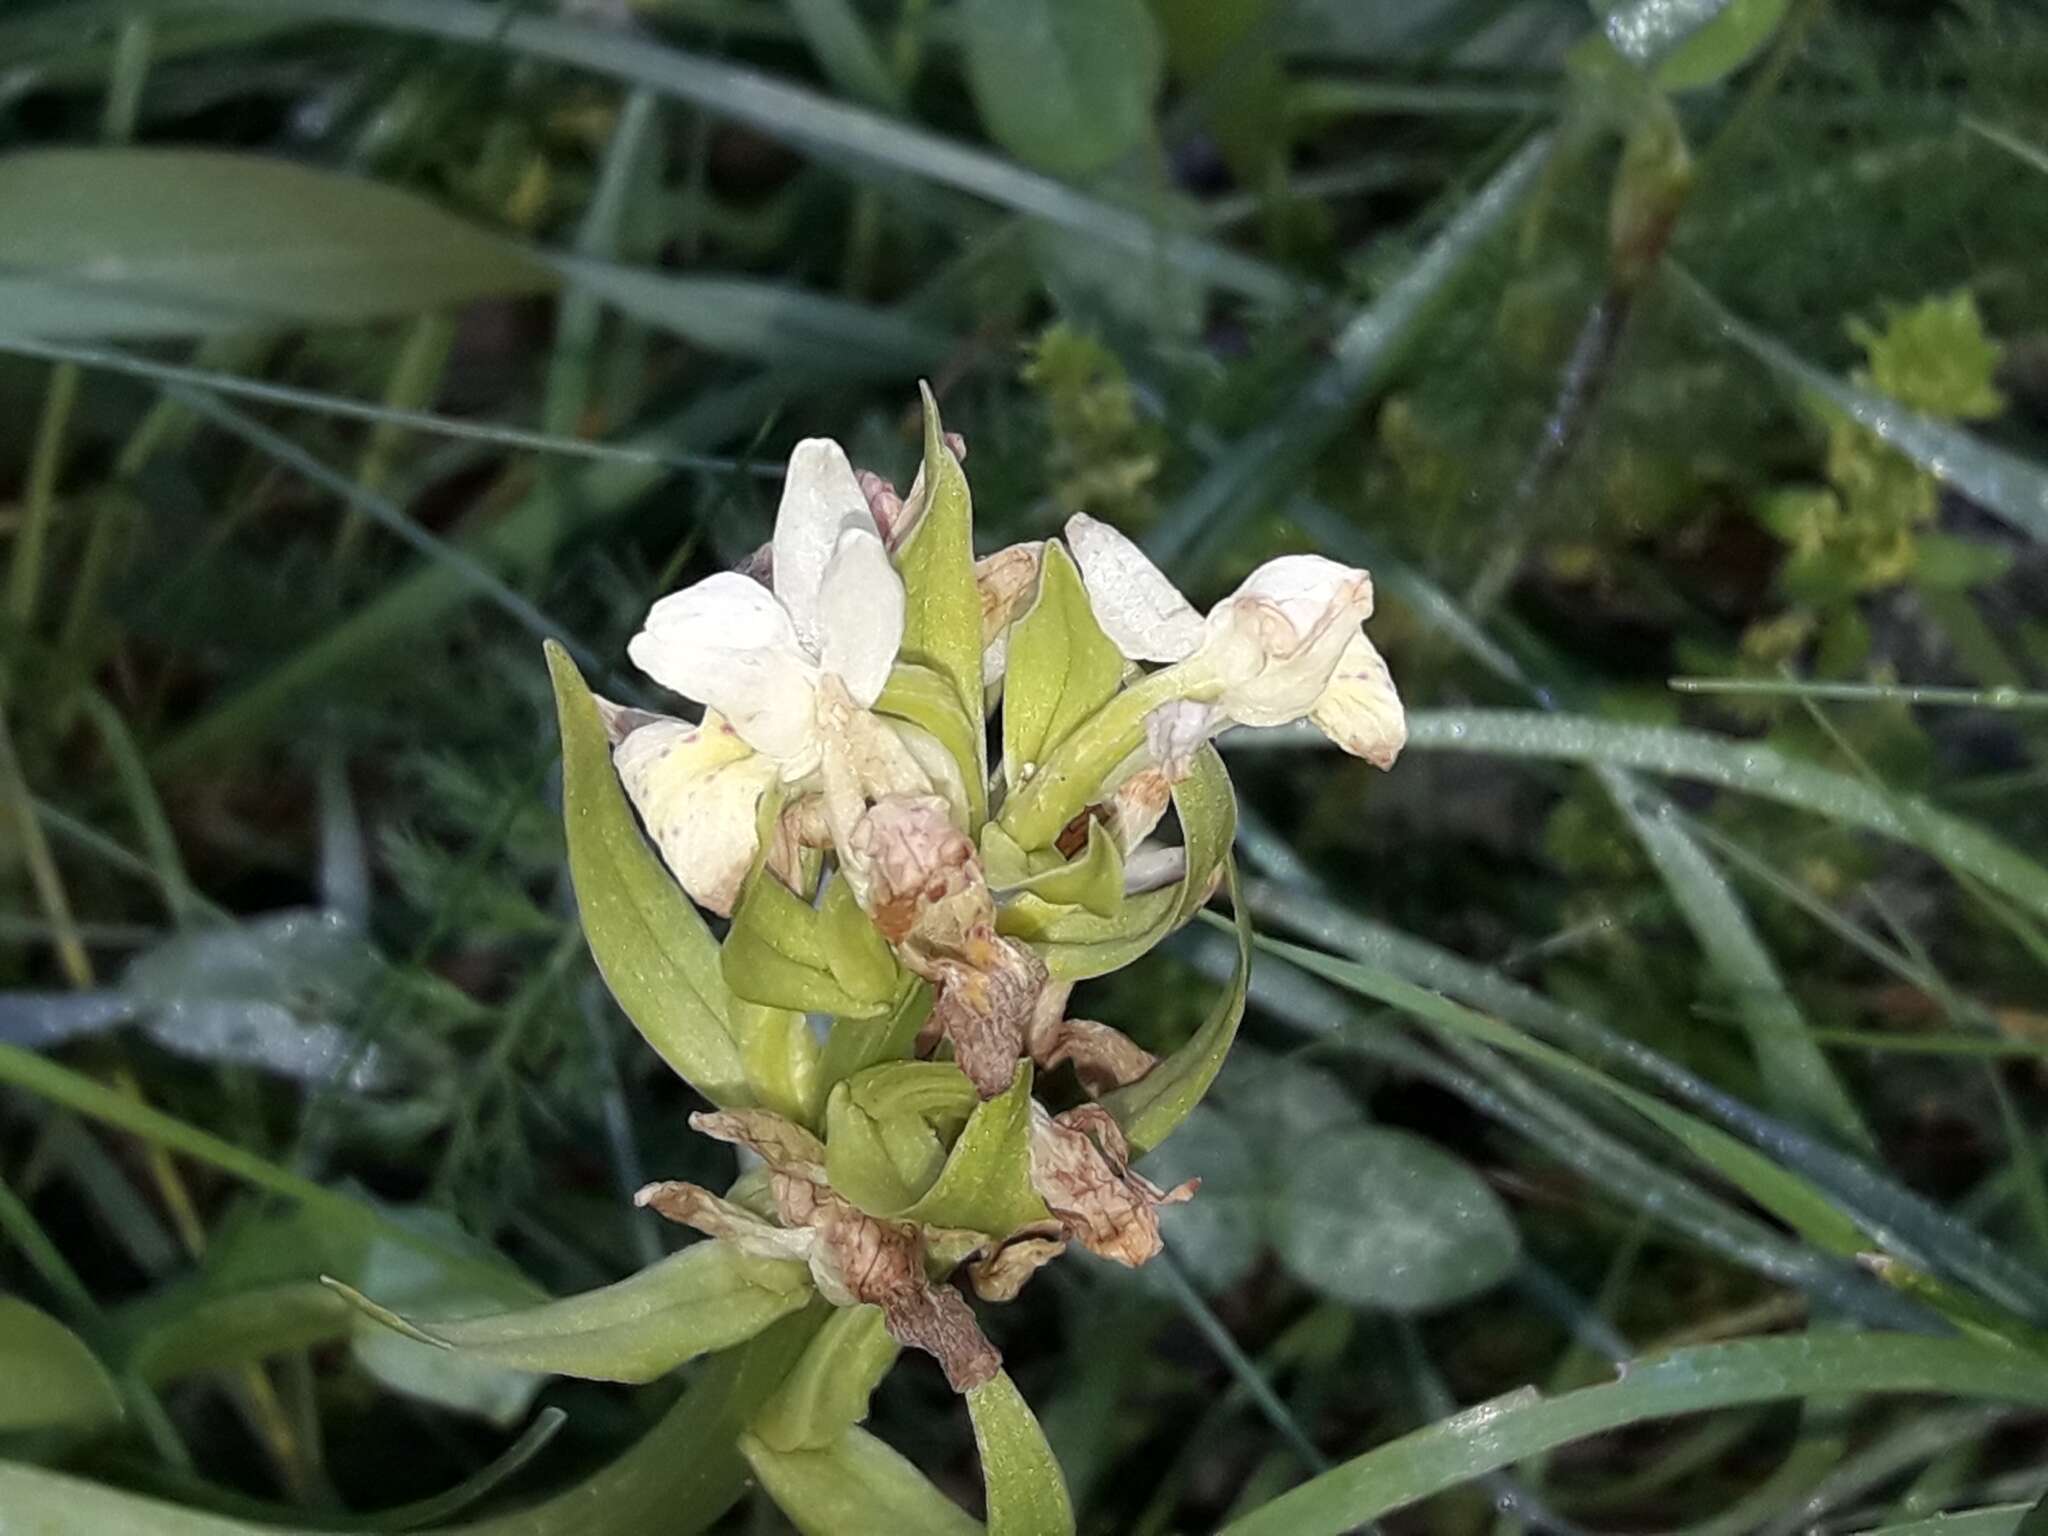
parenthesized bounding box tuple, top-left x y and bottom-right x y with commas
(5, 0, 2048, 1531)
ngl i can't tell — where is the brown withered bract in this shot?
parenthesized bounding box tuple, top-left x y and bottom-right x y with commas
(1029, 1103, 1196, 1269)
(851, 795, 1045, 1098)
(638, 1107, 1001, 1392)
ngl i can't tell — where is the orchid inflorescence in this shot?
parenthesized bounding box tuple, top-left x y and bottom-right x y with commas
(339, 388, 1403, 1528)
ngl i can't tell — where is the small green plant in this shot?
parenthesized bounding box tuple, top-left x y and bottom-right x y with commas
(333, 387, 1406, 1530)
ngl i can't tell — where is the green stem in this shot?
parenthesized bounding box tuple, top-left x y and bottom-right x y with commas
(997, 666, 1197, 849)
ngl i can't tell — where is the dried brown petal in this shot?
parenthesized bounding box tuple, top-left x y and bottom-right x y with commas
(633, 1180, 815, 1264)
(852, 796, 1044, 1096)
(688, 1109, 828, 1179)
(968, 1222, 1068, 1303)
(1029, 1104, 1196, 1268)
(1103, 768, 1173, 852)
(1034, 1016, 1159, 1096)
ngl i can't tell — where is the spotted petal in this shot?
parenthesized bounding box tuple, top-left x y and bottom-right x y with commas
(628, 572, 821, 765)
(1064, 514, 1203, 664)
(1309, 631, 1407, 769)
(773, 438, 879, 652)
(614, 713, 782, 917)
(815, 526, 905, 708)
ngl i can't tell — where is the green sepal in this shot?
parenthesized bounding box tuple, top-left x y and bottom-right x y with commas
(742, 1426, 982, 1535)
(994, 820, 1125, 941)
(751, 1305, 901, 1453)
(324, 1241, 813, 1385)
(820, 872, 903, 1004)
(893, 384, 986, 760)
(898, 1063, 1051, 1237)
(723, 866, 891, 1019)
(876, 660, 988, 829)
(1100, 857, 1249, 1157)
(734, 998, 825, 1130)
(968, 1369, 1077, 1536)
(1001, 540, 1125, 797)
(818, 981, 934, 1098)
(825, 1082, 948, 1214)
(1023, 746, 1236, 980)
(544, 642, 747, 1104)
(849, 1060, 979, 1134)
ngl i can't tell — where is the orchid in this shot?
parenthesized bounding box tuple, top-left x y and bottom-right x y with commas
(1064, 512, 1408, 771)
(611, 439, 930, 915)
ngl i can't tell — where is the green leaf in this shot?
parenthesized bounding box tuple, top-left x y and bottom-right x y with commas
(0, 1309, 830, 1536)
(752, 1304, 900, 1453)
(0, 147, 551, 337)
(899, 1064, 1052, 1237)
(1001, 505, 1126, 799)
(1217, 1333, 2048, 1536)
(1100, 857, 1248, 1157)
(1621, 0, 1790, 90)
(960, 0, 1162, 176)
(968, 1370, 1076, 1536)
(544, 257, 948, 375)
(894, 386, 988, 750)
(723, 863, 893, 1019)
(743, 1427, 984, 1536)
(0, 1297, 123, 1435)
(876, 662, 989, 829)
(1273, 1127, 1520, 1313)
(328, 1241, 812, 1385)
(547, 643, 749, 1103)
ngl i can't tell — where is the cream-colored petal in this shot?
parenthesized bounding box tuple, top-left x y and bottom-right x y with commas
(772, 438, 876, 650)
(816, 526, 905, 708)
(1309, 631, 1407, 769)
(1203, 556, 1375, 728)
(1064, 514, 1204, 663)
(975, 542, 1044, 685)
(613, 715, 780, 917)
(628, 573, 821, 764)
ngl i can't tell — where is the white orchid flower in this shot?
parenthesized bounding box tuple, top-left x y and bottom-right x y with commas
(611, 439, 921, 915)
(1064, 513, 1407, 770)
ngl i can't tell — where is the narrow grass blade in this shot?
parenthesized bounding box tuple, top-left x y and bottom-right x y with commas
(1601, 768, 1873, 1150)
(1674, 266, 2048, 544)
(1398, 710, 2048, 928)
(1242, 879, 2048, 1318)
(133, 0, 1295, 304)
(1672, 677, 2048, 711)
(1149, 132, 1552, 566)
(1218, 1333, 2048, 1536)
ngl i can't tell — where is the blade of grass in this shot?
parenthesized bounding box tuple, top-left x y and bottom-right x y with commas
(1241, 879, 2048, 1318)
(1672, 265, 2048, 545)
(1673, 678, 2048, 710)
(125, 0, 1297, 304)
(1148, 131, 1552, 567)
(1217, 1333, 2048, 1536)
(1381, 710, 2048, 929)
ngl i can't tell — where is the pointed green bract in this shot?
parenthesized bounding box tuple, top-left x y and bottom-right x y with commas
(900, 1064, 1051, 1236)
(742, 1427, 984, 1535)
(818, 982, 935, 1097)
(0, 1297, 124, 1435)
(326, 1241, 811, 1385)
(1102, 858, 1249, 1157)
(877, 661, 989, 828)
(894, 387, 988, 754)
(546, 642, 748, 1104)
(752, 1305, 901, 1453)
(968, 1369, 1077, 1536)
(826, 1082, 948, 1214)
(724, 864, 894, 1019)
(735, 998, 827, 1129)
(1001, 541, 1125, 796)
(994, 820, 1126, 940)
